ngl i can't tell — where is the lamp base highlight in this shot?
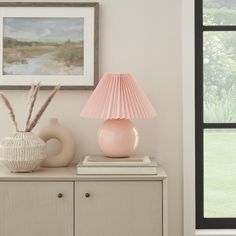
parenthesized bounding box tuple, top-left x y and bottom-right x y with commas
(97, 119, 139, 158)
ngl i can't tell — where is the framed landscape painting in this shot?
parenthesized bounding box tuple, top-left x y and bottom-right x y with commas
(0, 2, 99, 89)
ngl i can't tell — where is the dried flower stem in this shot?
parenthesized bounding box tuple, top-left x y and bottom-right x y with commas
(0, 93, 19, 132)
(26, 85, 60, 132)
(25, 83, 40, 131)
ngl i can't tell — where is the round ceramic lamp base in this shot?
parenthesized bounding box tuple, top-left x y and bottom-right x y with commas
(97, 119, 139, 158)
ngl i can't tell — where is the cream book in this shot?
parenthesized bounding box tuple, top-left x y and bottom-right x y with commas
(77, 155, 158, 175)
(82, 155, 154, 166)
(76, 165, 158, 175)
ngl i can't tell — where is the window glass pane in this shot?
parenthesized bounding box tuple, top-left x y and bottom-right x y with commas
(204, 0, 236, 25)
(204, 129, 236, 217)
(203, 32, 236, 123)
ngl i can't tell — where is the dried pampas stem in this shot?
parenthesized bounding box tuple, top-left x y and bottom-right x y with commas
(0, 93, 19, 132)
(25, 83, 40, 131)
(27, 85, 60, 132)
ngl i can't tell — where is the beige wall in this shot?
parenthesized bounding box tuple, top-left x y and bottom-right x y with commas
(0, 0, 183, 235)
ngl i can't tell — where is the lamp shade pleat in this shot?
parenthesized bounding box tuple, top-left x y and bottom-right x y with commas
(80, 73, 157, 119)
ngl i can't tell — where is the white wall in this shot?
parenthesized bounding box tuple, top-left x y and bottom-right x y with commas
(0, 1, 183, 236)
(182, 0, 195, 235)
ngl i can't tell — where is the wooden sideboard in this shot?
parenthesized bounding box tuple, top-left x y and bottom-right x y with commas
(0, 166, 168, 236)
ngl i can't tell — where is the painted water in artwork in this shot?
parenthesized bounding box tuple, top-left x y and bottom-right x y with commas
(3, 18, 84, 75)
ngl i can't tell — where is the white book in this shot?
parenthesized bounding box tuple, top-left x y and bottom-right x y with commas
(82, 155, 153, 166)
(76, 164, 158, 175)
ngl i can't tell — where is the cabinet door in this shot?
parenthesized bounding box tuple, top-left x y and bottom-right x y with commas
(76, 181, 162, 236)
(0, 182, 73, 236)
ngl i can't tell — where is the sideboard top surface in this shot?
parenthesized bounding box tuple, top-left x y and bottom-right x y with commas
(0, 166, 167, 181)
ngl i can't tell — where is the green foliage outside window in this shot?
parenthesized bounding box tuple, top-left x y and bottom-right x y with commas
(203, 1, 236, 122)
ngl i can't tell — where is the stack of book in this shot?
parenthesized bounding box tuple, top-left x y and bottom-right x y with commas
(77, 155, 158, 175)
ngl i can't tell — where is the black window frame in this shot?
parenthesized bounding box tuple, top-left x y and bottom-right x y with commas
(195, 0, 236, 229)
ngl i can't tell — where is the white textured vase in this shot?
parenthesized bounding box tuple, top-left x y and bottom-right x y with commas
(0, 132, 47, 172)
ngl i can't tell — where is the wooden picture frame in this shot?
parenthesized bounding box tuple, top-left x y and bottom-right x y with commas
(0, 2, 99, 90)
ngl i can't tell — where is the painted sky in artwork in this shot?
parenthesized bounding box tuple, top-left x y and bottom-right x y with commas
(3, 17, 84, 43)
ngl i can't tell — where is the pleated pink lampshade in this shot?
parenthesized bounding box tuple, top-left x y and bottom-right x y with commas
(80, 73, 156, 119)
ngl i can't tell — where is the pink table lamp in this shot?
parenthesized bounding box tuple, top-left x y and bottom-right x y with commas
(80, 73, 156, 158)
